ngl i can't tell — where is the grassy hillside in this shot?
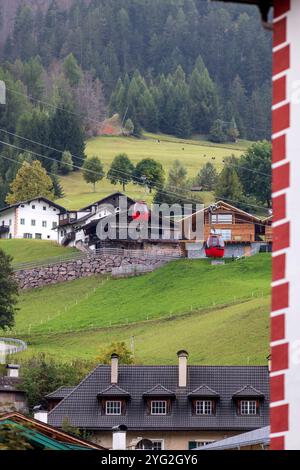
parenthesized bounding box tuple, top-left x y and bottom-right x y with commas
(57, 133, 248, 210)
(16, 296, 270, 364)
(0, 239, 78, 264)
(13, 255, 271, 336)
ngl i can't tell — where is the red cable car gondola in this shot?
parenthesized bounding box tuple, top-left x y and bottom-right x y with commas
(131, 201, 149, 222)
(205, 231, 225, 258)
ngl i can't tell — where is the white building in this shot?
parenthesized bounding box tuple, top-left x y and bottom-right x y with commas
(0, 197, 66, 242)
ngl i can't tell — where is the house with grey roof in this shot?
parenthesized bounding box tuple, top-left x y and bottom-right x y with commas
(198, 426, 270, 451)
(44, 351, 269, 451)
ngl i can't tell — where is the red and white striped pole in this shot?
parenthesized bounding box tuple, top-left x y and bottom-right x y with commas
(271, 0, 300, 450)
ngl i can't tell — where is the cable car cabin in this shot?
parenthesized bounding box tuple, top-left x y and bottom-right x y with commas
(205, 233, 225, 258)
(131, 201, 149, 222)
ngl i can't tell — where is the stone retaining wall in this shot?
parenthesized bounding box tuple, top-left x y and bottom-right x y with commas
(14, 255, 169, 290)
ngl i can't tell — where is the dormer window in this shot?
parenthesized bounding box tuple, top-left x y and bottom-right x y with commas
(195, 400, 213, 416)
(239, 400, 258, 416)
(105, 400, 122, 415)
(151, 400, 167, 415)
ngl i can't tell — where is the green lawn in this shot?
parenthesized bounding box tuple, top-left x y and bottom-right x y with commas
(0, 239, 78, 264)
(11, 254, 271, 338)
(57, 133, 248, 210)
(15, 296, 270, 364)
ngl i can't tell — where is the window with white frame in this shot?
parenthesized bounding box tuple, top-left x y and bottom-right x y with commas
(20, 218, 25, 225)
(240, 400, 258, 415)
(151, 400, 167, 415)
(152, 440, 164, 450)
(189, 441, 216, 450)
(215, 229, 232, 241)
(105, 400, 122, 415)
(42, 221, 47, 228)
(23, 233, 33, 239)
(31, 219, 36, 226)
(211, 214, 233, 224)
(195, 400, 213, 415)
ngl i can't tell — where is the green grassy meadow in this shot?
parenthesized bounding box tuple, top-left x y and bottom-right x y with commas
(0, 239, 78, 264)
(57, 133, 249, 210)
(7, 254, 271, 363)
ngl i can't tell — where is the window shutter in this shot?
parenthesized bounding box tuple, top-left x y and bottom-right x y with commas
(237, 400, 241, 415)
(121, 400, 127, 416)
(191, 400, 196, 415)
(212, 400, 216, 415)
(147, 400, 151, 415)
(167, 399, 172, 414)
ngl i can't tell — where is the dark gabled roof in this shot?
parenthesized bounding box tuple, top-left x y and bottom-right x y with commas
(46, 386, 75, 400)
(0, 197, 66, 214)
(80, 192, 136, 211)
(143, 384, 176, 398)
(188, 385, 220, 398)
(0, 376, 24, 393)
(48, 365, 269, 431)
(97, 384, 130, 398)
(233, 385, 265, 398)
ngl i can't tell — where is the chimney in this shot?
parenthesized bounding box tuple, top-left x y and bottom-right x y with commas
(177, 350, 189, 388)
(33, 406, 48, 424)
(6, 364, 20, 378)
(111, 353, 119, 384)
(112, 425, 127, 450)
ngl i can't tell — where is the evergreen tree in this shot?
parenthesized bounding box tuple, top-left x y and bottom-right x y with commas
(60, 151, 73, 175)
(168, 160, 188, 188)
(196, 162, 218, 191)
(50, 162, 64, 199)
(49, 104, 86, 168)
(23, 56, 44, 100)
(227, 117, 240, 142)
(6, 160, 54, 205)
(0, 249, 18, 330)
(209, 119, 226, 143)
(107, 153, 134, 191)
(124, 118, 134, 136)
(63, 53, 83, 87)
(82, 156, 104, 192)
(215, 165, 243, 204)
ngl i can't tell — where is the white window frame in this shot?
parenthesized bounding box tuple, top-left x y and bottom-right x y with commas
(20, 218, 25, 225)
(240, 400, 258, 416)
(42, 221, 47, 228)
(31, 219, 36, 226)
(151, 400, 167, 415)
(151, 440, 164, 450)
(189, 441, 216, 449)
(105, 400, 122, 416)
(211, 214, 233, 224)
(195, 400, 213, 416)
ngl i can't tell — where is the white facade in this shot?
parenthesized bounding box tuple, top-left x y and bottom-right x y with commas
(0, 198, 62, 242)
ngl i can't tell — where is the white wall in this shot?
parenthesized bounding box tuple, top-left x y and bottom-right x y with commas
(0, 199, 60, 241)
(0, 207, 15, 239)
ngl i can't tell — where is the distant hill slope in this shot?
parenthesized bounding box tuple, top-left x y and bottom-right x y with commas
(13, 254, 271, 335)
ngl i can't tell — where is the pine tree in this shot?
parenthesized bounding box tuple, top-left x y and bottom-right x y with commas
(63, 53, 83, 87)
(60, 151, 73, 175)
(197, 162, 218, 191)
(50, 162, 64, 199)
(0, 249, 18, 330)
(6, 160, 54, 204)
(168, 160, 187, 188)
(215, 165, 243, 203)
(209, 119, 226, 143)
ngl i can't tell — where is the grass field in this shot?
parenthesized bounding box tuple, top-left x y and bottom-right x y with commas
(16, 296, 270, 364)
(7, 254, 271, 363)
(0, 239, 78, 264)
(57, 133, 249, 210)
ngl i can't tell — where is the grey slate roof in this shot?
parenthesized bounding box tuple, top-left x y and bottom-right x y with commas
(48, 365, 269, 431)
(143, 384, 176, 397)
(198, 426, 270, 450)
(97, 385, 130, 398)
(233, 385, 264, 398)
(0, 376, 24, 393)
(46, 386, 75, 400)
(188, 385, 220, 398)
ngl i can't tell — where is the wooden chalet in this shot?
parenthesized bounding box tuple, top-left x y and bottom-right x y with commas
(182, 201, 272, 258)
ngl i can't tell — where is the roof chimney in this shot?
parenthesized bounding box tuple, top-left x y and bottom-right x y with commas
(112, 425, 127, 450)
(6, 364, 20, 378)
(111, 353, 119, 384)
(177, 350, 189, 388)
